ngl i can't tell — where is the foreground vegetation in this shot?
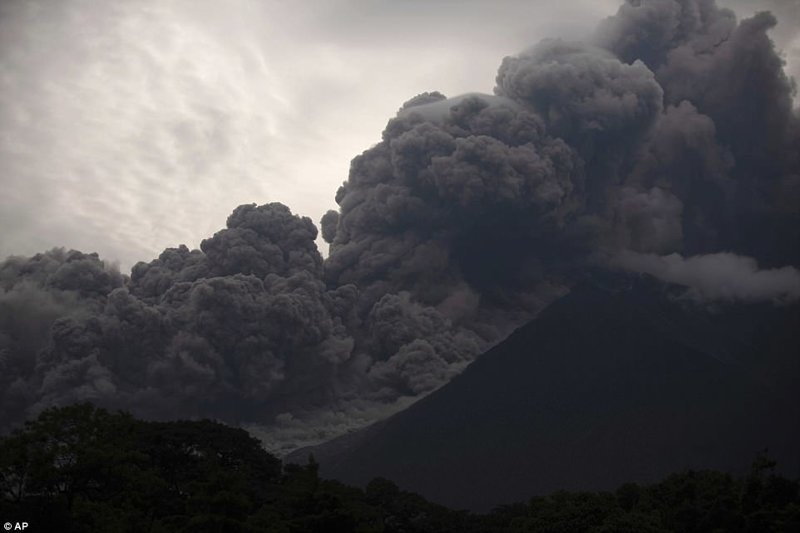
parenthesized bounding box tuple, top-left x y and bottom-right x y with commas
(1, 404, 798, 532)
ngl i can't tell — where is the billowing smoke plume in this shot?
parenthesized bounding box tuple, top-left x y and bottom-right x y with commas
(1, 250, 124, 421)
(1, 0, 798, 452)
(595, 0, 800, 265)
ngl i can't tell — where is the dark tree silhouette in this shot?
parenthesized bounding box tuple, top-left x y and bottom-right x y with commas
(1, 404, 798, 532)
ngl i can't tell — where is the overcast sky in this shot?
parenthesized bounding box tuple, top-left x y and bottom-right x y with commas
(1, 0, 798, 271)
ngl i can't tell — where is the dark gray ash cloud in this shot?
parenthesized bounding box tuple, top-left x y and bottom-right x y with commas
(1, 0, 798, 453)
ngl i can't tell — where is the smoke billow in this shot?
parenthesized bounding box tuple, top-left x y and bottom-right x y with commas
(596, 0, 800, 266)
(1, 0, 798, 452)
(0, 250, 123, 421)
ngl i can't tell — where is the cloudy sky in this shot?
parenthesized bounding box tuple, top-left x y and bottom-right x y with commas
(1, 0, 798, 271)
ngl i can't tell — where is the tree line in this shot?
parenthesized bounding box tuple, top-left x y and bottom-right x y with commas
(1, 404, 797, 532)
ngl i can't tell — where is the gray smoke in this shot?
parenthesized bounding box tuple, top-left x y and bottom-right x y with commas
(1, 0, 798, 452)
(596, 0, 800, 265)
(0, 250, 123, 423)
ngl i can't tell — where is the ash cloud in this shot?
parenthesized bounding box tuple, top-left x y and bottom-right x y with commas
(1, 0, 799, 451)
(596, 0, 800, 265)
(0, 250, 123, 423)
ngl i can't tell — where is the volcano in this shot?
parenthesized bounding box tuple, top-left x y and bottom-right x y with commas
(291, 273, 800, 511)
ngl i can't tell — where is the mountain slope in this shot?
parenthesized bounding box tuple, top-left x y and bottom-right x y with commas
(292, 274, 800, 511)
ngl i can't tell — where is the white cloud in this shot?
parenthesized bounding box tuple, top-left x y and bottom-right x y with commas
(0, 0, 289, 267)
(614, 251, 800, 303)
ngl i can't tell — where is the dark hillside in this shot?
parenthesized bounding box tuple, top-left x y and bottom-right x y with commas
(295, 274, 800, 511)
